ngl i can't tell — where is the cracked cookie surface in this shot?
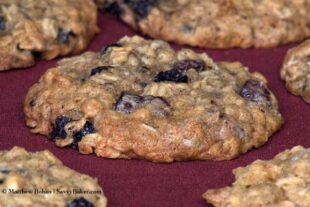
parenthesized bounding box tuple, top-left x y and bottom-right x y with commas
(104, 0, 310, 48)
(281, 39, 310, 104)
(0, 0, 99, 71)
(203, 146, 310, 207)
(24, 36, 283, 162)
(0, 147, 107, 207)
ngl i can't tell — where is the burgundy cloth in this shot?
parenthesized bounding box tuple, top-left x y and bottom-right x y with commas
(0, 13, 309, 207)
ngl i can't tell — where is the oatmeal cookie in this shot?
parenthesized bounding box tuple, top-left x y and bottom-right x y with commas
(0, 0, 99, 71)
(281, 39, 310, 103)
(105, 0, 310, 48)
(24, 36, 283, 162)
(0, 147, 107, 206)
(203, 146, 310, 207)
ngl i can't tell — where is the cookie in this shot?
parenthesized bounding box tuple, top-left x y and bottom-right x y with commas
(24, 36, 283, 162)
(105, 0, 310, 48)
(203, 146, 310, 207)
(281, 39, 310, 103)
(0, 0, 99, 71)
(0, 147, 107, 206)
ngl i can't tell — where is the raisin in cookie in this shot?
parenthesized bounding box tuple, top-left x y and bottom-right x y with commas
(105, 0, 310, 48)
(281, 39, 310, 103)
(96, 0, 121, 14)
(0, 147, 107, 206)
(203, 146, 310, 207)
(0, 0, 99, 71)
(24, 36, 283, 162)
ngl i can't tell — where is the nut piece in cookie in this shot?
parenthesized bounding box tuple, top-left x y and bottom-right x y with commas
(0, 0, 99, 71)
(203, 146, 310, 207)
(107, 0, 310, 48)
(24, 35, 283, 162)
(281, 39, 310, 103)
(0, 147, 107, 206)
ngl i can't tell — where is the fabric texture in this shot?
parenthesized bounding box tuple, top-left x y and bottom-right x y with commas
(0, 13, 309, 207)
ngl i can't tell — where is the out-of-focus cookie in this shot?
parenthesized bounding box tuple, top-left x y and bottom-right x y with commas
(203, 146, 310, 207)
(24, 36, 283, 162)
(281, 39, 310, 103)
(104, 0, 310, 48)
(0, 0, 99, 71)
(0, 146, 107, 206)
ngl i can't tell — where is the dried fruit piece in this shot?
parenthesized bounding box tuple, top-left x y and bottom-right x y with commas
(31, 51, 43, 60)
(115, 92, 145, 113)
(239, 80, 271, 104)
(171, 59, 205, 72)
(154, 69, 188, 83)
(73, 121, 96, 144)
(67, 197, 94, 207)
(115, 92, 170, 116)
(154, 59, 205, 83)
(0, 169, 10, 174)
(58, 28, 75, 44)
(49, 116, 72, 140)
(124, 0, 157, 20)
(143, 96, 171, 116)
(90, 66, 112, 76)
(103, 0, 122, 14)
(29, 99, 36, 107)
(0, 16, 5, 31)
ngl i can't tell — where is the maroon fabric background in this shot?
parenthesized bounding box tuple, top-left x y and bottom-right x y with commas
(0, 13, 309, 207)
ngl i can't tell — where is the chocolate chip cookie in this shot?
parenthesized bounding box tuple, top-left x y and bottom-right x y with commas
(281, 39, 310, 103)
(104, 0, 310, 48)
(0, 0, 99, 71)
(0, 147, 107, 206)
(24, 36, 283, 162)
(203, 146, 310, 207)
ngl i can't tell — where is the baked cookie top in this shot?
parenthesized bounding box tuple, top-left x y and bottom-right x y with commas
(24, 36, 283, 162)
(203, 146, 310, 207)
(0, 0, 99, 71)
(107, 0, 310, 48)
(0, 147, 107, 207)
(281, 39, 310, 103)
